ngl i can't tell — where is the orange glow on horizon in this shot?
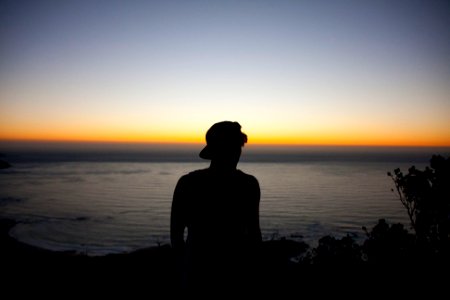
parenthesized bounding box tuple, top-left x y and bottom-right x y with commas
(248, 133, 450, 147)
(1, 131, 449, 147)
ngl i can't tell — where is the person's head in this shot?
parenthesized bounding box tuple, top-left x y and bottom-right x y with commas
(199, 121, 247, 167)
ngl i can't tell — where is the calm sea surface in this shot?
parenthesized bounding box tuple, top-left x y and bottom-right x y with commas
(0, 146, 448, 255)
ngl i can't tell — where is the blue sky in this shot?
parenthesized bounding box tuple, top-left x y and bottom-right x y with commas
(1, 0, 449, 145)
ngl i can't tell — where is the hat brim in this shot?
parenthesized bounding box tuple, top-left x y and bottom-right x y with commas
(199, 145, 212, 160)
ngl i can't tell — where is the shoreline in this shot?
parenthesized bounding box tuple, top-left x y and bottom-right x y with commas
(0, 217, 174, 258)
(0, 217, 308, 291)
(1, 218, 444, 292)
(1, 217, 178, 289)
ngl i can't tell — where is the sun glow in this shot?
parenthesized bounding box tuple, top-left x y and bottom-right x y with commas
(2, 123, 449, 147)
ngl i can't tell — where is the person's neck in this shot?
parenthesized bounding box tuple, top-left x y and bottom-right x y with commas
(209, 160, 238, 173)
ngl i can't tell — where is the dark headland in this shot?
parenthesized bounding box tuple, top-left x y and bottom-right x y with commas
(1, 218, 446, 295)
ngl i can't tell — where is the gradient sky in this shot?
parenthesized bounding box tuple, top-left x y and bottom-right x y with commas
(1, 0, 449, 146)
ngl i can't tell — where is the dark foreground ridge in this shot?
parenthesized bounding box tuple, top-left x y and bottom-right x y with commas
(1, 218, 446, 295)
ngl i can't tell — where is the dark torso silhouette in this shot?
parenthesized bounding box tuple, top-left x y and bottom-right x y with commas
(171, 167, 261, 288)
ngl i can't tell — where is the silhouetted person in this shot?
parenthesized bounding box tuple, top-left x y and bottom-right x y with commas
(171, 121, 262, 291)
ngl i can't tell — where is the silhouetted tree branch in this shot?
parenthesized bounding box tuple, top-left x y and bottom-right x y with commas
(388, 155, 449, 254)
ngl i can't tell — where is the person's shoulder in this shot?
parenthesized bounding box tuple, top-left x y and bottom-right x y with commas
(236, 170, 259, 184)
(236, 169, 256, 178)
(180, 168, 209, 181)
(176, 169, 208, 189)
(187, 168, 209, 176)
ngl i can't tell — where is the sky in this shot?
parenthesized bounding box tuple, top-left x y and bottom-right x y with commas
(1, 0, 449, 146)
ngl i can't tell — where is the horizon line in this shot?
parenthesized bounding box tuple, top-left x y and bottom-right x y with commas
(1, 138, 450, 148)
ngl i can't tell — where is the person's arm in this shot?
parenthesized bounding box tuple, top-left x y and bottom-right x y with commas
(170, 176, 188, 252)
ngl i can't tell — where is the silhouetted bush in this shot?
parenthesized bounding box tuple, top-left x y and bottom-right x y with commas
(362, 219, 415, 265)
(311, 234, 363, 265)
(388, 155, 449, 258)
(291, 155, 450, 266)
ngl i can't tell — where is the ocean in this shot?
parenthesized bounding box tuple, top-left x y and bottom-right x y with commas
(1, 143, 448, 255)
